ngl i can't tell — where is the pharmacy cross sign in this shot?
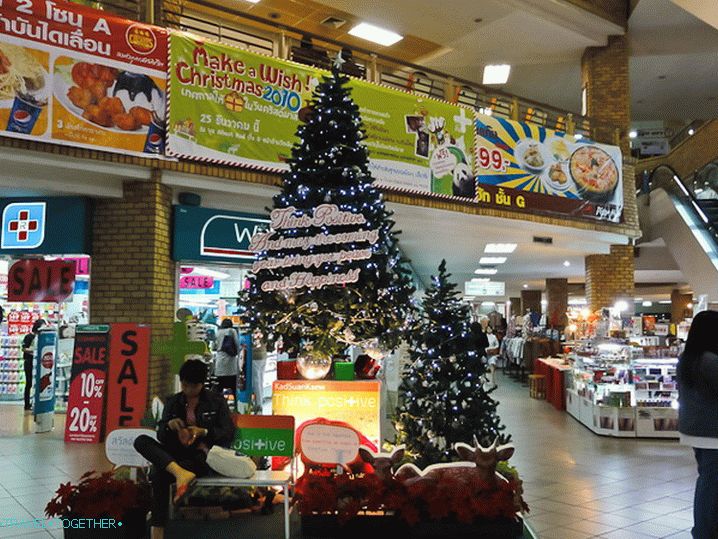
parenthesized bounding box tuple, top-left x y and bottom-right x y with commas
(1, 202, 46, 249)
(151, 322, 208, 374)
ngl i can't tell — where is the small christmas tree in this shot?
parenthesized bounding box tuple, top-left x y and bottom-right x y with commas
(242, 53, 415, 361)
(394, 260, 509, 468)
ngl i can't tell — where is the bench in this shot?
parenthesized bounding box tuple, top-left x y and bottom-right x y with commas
(170, 414, 295, 539)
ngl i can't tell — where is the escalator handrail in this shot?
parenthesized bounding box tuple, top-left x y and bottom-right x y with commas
(647, 164, 718, 245)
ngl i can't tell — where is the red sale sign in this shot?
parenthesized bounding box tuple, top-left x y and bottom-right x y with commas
(65, 326, 110, 443)
(8, 259, 75, 302)
(105, 324, 150, 431)
(7, 309, 40, 335)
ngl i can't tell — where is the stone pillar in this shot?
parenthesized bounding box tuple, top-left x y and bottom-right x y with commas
(521, 290, 542, 315)
(581, 35, 630, 153)
(585, 245, 635, 312)
(546, 278, 569, 328)
(671, 289, 693, 323)
(90, 172, 176, 402)
(509, 297, 522, 318)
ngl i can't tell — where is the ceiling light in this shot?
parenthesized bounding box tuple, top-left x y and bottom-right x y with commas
(659, 300, 672, 304)
(483, 64, 511, 85)
(688, 128, 695, 136)
(471, 277, 490, 282)
(563, 260, 571, 267)
(484, 243, 517, 254)
(642, 301, 653, 307)
(243, 0, 261, 3)
(348, 22, 403, 46)
(522, 284, 528, 289)
(613, 300, 629, 312)
(479, 256, 507, 265)
(481, 301, 495, 306)
(629, 130, 637, 139)
(687, 303, 694, 309)
(574, 134, 583, 140)
(474, 268, 498, 275)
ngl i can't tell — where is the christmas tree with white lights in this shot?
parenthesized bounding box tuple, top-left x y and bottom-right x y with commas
(394, 260, 509, 468)
(242, 53, 415, 361)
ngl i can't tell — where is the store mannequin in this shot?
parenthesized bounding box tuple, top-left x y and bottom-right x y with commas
(480, 316, 500, 389)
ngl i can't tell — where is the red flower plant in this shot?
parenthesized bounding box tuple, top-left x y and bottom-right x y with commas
(45, 471, 150, 521)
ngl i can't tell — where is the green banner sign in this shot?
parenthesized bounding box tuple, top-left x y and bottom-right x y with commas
(232, 427, 294, 457)
(167, 32, 474, 199)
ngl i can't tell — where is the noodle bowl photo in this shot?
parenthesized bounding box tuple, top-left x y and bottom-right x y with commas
(569, 145, 619, 203)
(0, 43, 46, 102)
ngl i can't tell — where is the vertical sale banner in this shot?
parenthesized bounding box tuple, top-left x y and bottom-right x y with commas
(65, 325, 110, 443)
(0, 0, 167, 156)
(105, 324, 150, 431)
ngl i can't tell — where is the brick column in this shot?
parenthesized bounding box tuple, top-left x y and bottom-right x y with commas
(585, 245, 634, 312)
(90, 172, 176, 401)
(671, 289, 693, 323)
(546, 278, 568, 329)
(521, 290, 542, 315)
(581, 35, 630, 153)
(509, 297, 522, 318)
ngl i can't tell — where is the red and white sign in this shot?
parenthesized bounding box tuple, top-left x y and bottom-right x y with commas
(8, 259, 75, 302)
(7, 309, 40, 335)
(105, 324, 150, 431)
(65, 327, 110, 443)
(179, 275, 214, 289)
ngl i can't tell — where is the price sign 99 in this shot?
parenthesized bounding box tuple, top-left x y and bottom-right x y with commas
(477, 146, 508, 172)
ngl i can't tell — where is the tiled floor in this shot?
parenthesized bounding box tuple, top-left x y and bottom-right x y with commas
(0, 372, 698, 538)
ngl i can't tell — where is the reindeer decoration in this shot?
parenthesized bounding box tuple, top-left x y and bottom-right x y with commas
(357, 446, 405, 481)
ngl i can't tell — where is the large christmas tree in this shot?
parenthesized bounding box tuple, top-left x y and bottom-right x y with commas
(394, 260, 509, 468)
(242, 54, 415, 361)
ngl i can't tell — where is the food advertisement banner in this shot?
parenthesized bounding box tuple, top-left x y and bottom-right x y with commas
(167, 33, 474, 198)
(474, 115, 623, 223)
(0, 0, 167, 155)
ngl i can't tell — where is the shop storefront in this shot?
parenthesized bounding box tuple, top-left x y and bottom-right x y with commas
(0, 197, 91, 411)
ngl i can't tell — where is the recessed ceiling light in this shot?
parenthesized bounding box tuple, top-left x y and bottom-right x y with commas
(244, 0, 261, 3)
(481, 301, 495, 306)
(688, 128, 695, 136)
(563, 260, 571, 267)
(574, 134, 583, 140)
(474, 268, 498, 275)
(480, 256, 507, 265)
(348, 22, 403, 46)
(523, 284, 528, 289)
(483, 64, 511, 85)
(635, 298, 644, 302)
(659, 300, 672, 304)
(642, 301, 653, 307)
(629, 130, 637, 139)
(484, 243, 517, 254)
(471, 277, 491, 282)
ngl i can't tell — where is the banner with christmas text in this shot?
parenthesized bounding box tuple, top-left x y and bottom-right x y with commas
(474, 114, 623, 223)
(167, 32, 475, 199)
(0, 0, 167, 156)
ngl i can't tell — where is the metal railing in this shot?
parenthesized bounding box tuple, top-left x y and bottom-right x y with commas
(68, 0, 625, 145)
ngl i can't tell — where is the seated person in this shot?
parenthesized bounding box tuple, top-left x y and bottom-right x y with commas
(134, 359, 234, 539)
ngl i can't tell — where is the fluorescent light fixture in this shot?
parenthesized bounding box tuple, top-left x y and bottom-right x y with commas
(481, 301, 496, 306)
(484, 243, 517, 254)
(688, 128, 695, 136)
(569, 298, 587, 306)
(642, 301, 653, 307)
(471, 277, 491, 282)
(659, 300, 672, 304)
(479, 256, 507, 265)
(348, 22, 403, 46)
(563, 260, 571, 267)
(635, 298, 643, 302)
(244, 0, 261, 3)
(574, 134, 583, 140)
(483, 64, 511, 85)
(190, 267, 230, 280)
(522, 284, 528, 289)
(613, 300, 629, 312)
(474, 268, 498, 275)
(629, 130, 638, 139)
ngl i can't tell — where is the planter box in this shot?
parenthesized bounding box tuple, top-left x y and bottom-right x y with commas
(300, 513, 523, 539)
(63, 510, 148, 539)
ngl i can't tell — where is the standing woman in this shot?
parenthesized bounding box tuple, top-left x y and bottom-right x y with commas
(677, 310, 718, 539)
(214, 319, 240, 394)
(22, 319, 46, 411)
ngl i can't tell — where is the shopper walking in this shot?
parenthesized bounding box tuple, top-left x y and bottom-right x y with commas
(134, 360, 235, 539)
(251, 330, 267, 412)
(214, 318, 240, 393)
(677, 310, 718, 539)
(22, 318, 46, 411)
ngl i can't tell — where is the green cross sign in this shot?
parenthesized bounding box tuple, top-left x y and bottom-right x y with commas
(151, 322, 208, 374)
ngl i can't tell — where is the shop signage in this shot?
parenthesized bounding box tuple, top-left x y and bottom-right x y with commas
(167, 33, 475, 198)
(474, 115, 624, 223)
(105, 428, 155, 467)
(34, 329, 57, 415)
(299, 423, 360, 465)
(249, 205, 377, 292)
(65, 325, 110, 443)
(105, 324, 150, 431)
(272, 380, 381, 450)
(8, 259, 76, 302)
(63, 257, 90, 276)
(179, 275, 214, 289)
(237, 332, 252, 406)
(231, 414, 294, 457)
(172, 205, 269, 264)
(0, 0, 168, 157)
(464, 280, 505, 297)
(7, 309, 40, 335)
(0, 197, 91, 255)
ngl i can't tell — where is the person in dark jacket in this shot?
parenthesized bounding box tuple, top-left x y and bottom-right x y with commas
(22, 319, 46, 411)
(677, 310, 718, 539)
(134, 360, 234, 539)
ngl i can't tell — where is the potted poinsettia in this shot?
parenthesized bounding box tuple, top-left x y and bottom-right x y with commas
(45, 470, 150, 539)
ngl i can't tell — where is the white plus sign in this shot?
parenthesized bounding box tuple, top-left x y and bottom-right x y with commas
(453, 108, 471, 134)
(254, 439, 267, 450)
(346, 397, 358, 406)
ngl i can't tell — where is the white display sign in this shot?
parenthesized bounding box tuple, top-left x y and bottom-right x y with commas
(464, 280, 505, 297)
(299, 424, 360, 465)
(105, 428, 156, 467)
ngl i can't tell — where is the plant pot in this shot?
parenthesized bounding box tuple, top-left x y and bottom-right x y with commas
(409, 516, 524, 539)
(62, 509, 148, 539)
(301, 512, 408, 538)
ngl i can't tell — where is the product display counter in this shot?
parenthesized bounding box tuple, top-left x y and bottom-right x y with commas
(563, 342, 679, 439)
